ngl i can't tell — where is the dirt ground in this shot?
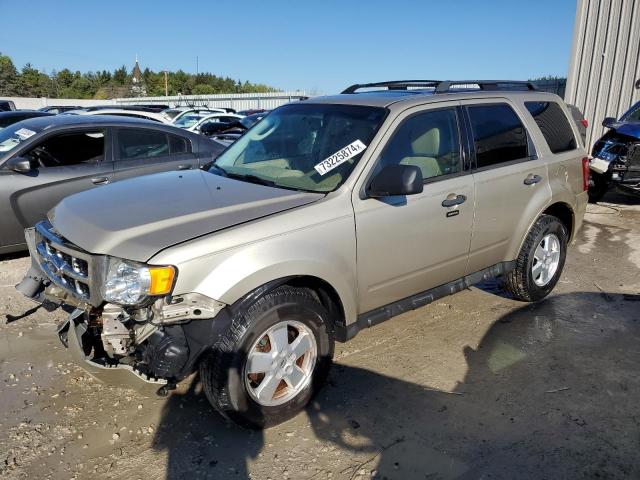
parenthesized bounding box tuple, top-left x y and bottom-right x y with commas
(1, 191, 639, 480)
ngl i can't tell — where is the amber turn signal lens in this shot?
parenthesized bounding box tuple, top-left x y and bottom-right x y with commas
(148, 266, 176, 295)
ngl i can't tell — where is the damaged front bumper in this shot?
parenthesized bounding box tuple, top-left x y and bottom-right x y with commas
(17, 222, 233, 394)
(60, 309, 168, 395)
(591, 133, 640, 194)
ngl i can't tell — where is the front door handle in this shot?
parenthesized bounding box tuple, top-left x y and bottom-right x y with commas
(524, 174, 542, 185)
(91, 176, 109, 185)
(177, 164, 192, 170)
(441, 193, 467, 208)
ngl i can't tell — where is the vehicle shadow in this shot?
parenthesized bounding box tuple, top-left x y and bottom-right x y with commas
(152, 291, 640, 479)
(599, 188, 640, 205)
(0, 250, 29, 262)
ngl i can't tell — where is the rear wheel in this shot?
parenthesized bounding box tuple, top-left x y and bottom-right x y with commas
(502, 215, 568, 302)
(200, 286, 334, 429)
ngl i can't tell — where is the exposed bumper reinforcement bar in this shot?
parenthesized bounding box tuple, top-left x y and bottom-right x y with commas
(64, 309, 167, 395)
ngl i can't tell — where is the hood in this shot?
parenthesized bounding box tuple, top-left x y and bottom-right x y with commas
(612, 122, 640, 140)
(49, 170, 323, 262)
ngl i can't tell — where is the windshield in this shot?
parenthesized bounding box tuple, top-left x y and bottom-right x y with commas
(211, 103, 386, 193)
(621, 102, 640, 123)
(240, 113, 266, 129)
(174, 113, 206, 128)
(162, 109, 183, 120)
(0, 122, 42, 154)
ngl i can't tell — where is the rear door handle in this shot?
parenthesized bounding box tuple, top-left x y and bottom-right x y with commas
(441, 193, 467, 208)
(91, 176, 109, 185)
(177, 164, 192, 170)
(524, 174, 542, 185)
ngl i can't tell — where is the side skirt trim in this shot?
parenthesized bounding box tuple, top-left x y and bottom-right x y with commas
(336, 261, 515, 342)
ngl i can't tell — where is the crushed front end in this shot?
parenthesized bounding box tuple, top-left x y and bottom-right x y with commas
(591, 131, 640, 195)
(17, 220, 230, 394)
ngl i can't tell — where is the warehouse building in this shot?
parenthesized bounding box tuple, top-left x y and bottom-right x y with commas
(565, 0, 640, 149)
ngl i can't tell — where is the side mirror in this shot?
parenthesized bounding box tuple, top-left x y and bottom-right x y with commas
(6, 156, 36, 173)
(602, 117, 617, 128)
(368, 164, 423, 198)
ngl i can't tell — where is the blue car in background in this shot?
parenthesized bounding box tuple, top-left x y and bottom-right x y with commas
(589, 100, 640, 202)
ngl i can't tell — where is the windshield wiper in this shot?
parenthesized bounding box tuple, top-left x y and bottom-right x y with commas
(211, 167, 322, 194)
(209, 163, 228, 177)
(224, 171, 278, 188)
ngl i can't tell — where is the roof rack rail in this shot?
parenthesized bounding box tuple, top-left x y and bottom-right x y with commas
(341, 80, 538, 94)
(341, 80, 441, 94)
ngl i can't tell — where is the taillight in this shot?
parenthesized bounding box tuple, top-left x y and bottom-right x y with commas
(582, 157, 590, 191)
(580, 119, 589, 128)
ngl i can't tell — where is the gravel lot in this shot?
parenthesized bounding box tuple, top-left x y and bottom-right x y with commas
(1, 192, 639, 480)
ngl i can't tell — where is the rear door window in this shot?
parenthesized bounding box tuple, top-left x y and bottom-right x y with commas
(117, 129, 170, 160)
(467, 104, 529, 168)
(525, 102, 577, 153)
(169, 134, 191, 154)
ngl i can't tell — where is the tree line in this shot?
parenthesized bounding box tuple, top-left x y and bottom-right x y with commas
(0, 53, 278, 99)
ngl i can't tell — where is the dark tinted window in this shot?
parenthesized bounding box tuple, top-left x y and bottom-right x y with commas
(28, 131, 105, 167)
(169, 134, 190, 154)
(118, 129, 169, 160)
(468, 104, 528, 168)
(525, 102, 577, 153)
(377, 108, 461, 180)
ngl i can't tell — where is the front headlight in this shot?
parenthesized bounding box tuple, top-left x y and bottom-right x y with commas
(101, 257, 176, 306)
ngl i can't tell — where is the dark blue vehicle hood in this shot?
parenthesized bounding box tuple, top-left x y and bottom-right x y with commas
(613, 122, 640, 140)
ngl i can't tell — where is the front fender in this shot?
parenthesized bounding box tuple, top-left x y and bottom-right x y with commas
(154, 212, 358, 325)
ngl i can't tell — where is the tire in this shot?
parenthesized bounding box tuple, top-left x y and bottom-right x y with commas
(502, 215, 568, 302)
(588, 171, 609, 203)
(200, 285, 334, 429)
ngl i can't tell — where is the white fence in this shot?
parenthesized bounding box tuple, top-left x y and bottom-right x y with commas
(2, 97, 113, 110)
(3, 91, 308, 112)
(114, 91, 308, 111)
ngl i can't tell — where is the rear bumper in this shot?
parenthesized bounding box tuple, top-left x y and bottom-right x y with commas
(63, 309, 167, 395)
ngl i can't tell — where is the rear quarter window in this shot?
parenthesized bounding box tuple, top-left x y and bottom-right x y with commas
(525, 102, 577, 154)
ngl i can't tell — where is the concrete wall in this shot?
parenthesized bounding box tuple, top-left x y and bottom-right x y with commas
(566, 0, 640, 150)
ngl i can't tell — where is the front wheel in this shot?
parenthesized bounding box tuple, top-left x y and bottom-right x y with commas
(200, 286, 334, 429)
(502, 214, 568, 302)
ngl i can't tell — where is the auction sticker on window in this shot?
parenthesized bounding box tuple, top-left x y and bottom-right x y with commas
(314, 140, 367, 175)
(15, 128, 36, 140)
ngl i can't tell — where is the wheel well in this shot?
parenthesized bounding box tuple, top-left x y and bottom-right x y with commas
(543, 203, 574, 240)
(284, 276, 346, 331)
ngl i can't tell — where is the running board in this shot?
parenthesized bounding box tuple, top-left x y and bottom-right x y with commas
(336, 261, 515, 342)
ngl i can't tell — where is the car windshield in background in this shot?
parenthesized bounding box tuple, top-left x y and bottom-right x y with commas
(161, 109, 183, 120)
(0, 122, 42, 154)
(174, 114, 206, 128)
(621, 102, 640, 122)
(240, 113, 267, 129)
(211, 103, 387, 193)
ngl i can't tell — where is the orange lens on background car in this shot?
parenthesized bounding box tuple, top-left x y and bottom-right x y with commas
(148, 266, 176, 295)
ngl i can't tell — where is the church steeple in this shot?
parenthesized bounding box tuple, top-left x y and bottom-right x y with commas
(132, 55, 142, 84)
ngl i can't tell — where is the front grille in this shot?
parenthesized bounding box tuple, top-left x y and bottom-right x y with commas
(33, 221, 102, 306)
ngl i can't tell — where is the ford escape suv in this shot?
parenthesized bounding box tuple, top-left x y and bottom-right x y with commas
(17, 80, 589, 429)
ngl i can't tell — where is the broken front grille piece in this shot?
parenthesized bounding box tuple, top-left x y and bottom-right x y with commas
(34, 221, 102, 306)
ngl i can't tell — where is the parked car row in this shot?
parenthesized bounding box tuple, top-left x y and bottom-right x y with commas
(0, 113, 224, 253)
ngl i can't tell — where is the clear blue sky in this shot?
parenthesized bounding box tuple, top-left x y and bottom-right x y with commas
(0, 0, 577, 94)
